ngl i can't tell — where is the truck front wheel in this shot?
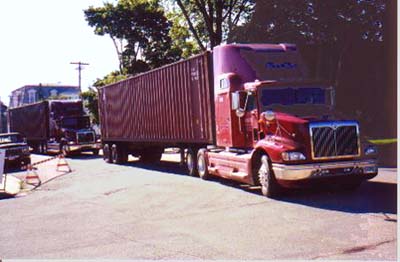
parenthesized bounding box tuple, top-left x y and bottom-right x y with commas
(258, 155, 280, 198)
(61, 144, 70, 157)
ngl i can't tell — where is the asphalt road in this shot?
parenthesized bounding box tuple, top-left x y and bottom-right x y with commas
(0, 153, 397, 260)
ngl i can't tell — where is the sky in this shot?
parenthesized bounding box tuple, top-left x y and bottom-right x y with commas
(0, 0, 119, 105)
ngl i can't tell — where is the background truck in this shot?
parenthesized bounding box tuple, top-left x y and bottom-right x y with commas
(98, 43, 378, 197)
(0, 132, 30, 170)
(8, 100, 101, 156)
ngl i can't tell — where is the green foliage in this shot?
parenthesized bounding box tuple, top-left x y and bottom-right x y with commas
(166, 0, 256, 50)
(81, 88, 100, 125)
(84, 0, 181, 75)
(93, 71, 128, 88)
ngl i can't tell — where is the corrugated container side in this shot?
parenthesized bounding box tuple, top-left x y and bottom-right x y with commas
(8, 101, 49, 141)
(99, 52, 214, 145)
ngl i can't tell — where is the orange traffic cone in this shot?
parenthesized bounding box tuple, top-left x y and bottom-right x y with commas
(25, 164, 41, 187)
(56, 155, 72, 173)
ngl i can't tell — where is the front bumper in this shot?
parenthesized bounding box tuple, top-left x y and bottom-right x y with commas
(67, 143, 101, 152)
(272, 159, 378, 181)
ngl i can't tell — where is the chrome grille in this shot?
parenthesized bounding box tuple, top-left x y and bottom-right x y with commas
(310, 122, 360, 160)
(77, 132, 95, 144)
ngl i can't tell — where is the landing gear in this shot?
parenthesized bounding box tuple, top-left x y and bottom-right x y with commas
(102, 144, 112, 163)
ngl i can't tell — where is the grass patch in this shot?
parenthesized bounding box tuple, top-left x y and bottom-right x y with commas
(368, 138, 397, 145)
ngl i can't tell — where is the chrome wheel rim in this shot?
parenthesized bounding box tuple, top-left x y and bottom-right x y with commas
(258, 156, 269, 187)
(198, 155, 205, 175)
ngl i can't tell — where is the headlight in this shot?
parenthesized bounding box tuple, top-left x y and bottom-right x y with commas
(364, 145, 378, 156)
(282, 151, 306, 161)
(22, 146, 30, 154)
(68, 141, 75, 145)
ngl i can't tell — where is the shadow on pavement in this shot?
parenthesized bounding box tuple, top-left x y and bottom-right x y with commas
(114, 159, 398, 215)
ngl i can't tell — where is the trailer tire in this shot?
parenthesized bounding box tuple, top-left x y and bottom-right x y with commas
(186, 148, 198, 176)
(102, 144, 112, 163)
(258, 154, 280, 198)
(197, 149, 210, 180)
(111, 144, 128, 164)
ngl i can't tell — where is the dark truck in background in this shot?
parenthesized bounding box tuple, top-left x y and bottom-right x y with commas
(8, 100, 101, 156)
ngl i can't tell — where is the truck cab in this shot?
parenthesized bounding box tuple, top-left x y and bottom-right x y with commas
(197, 44, 378, 197)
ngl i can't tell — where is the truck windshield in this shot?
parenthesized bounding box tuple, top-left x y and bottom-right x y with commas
(0, 134, 24, 144)
(260, 87, 327, 106)
(61, 117, 90, 129)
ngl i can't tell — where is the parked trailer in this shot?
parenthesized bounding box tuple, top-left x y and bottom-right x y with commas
(8, 100, 101, 155)
(99, 43, 378, 197)
(99, 52, 215, 170)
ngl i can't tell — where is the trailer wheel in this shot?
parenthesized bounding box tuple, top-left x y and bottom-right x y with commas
(111, 144, 128, 164)
(186, 148, 198, 176)
(92, 149, 99, 156)
(197, 149, 210, 180)
(258, 155, 280, 198)
(102, 144, 112, 163)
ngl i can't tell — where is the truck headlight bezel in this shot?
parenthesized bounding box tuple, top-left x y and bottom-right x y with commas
(364, 145, 378, 156)
(282, 151, 306, 161)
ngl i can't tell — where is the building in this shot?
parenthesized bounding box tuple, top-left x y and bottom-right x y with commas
(0, 101, 7, 133)
(9, 84, 80, 108)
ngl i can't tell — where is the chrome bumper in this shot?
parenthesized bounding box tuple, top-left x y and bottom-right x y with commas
(67, 143, 101, 152)
(272, 159, 378, 181)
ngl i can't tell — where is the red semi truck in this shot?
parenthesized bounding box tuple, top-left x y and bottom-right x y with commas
(8, 100, 101, 156)
(99, 43, 378, 197)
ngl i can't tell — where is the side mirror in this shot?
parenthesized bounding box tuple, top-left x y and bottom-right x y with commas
(236, 108, 245, 118)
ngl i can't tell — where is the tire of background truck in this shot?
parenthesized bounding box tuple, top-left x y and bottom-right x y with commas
(21, 157, 31, 169)
(140, 150, 162, 163)
(197, 149, 210, 180)
(258, 154, 280, 198)
(61, 144, 70, 157)
(102, 144, 112, 163)
(111, 144, 128, 164)
(92, 149, 99, 156)
(186, 148, 198, 176)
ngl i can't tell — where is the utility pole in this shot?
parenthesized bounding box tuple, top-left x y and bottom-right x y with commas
(70, 61, 89, 92)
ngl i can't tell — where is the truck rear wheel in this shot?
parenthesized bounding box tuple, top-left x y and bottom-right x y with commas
(102, 144, 112, 163)
(258, 155, 280, 198)
(186, 148, 198, 176)
(197, 149, 210, 180)
(111, 144, 128, 164)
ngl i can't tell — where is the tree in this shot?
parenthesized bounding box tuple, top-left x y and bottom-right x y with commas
(168, 0, 255, 50)
(81, 87, 100, 125)
(84, 0, 181, 75)
(229, 0, 385, 82)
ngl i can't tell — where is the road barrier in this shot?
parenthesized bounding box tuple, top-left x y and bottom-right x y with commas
(25, 164, 41, 187)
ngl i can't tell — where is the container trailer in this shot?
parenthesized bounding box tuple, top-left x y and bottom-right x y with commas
(8, 100, 101, 156)
(99, 43, 378, 197)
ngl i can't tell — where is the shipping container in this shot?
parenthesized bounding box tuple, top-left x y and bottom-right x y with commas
(99, 51, 215, 146)
(8, 101, 49, 141)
